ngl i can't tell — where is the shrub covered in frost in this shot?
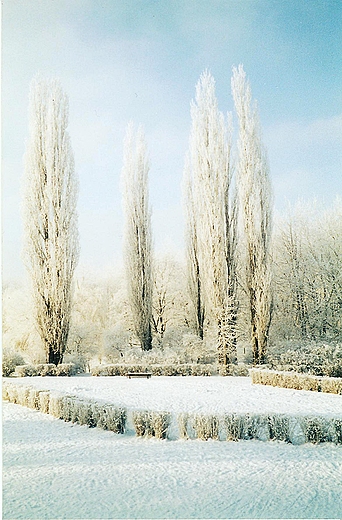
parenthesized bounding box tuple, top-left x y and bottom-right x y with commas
(48, 393, 65, 419)
(38, 391, 50, 413)
(250, 368, 342, 394)
(2, 351, 25, 377)
(267, 343, 342, 377)
(132, 410, 171, 439)
(36, 364, 57, 376)
(27, 388, 45, 409)
(219, 363, 249, 377)
(223, 412, 342, 445)
(3, 382, 19, 403)
(193, 415, 219, 440)
(14, 363, 77, 377)
(91, 402, 127, 433)
(55, 363, 77, 376)
(91, 363, 216, 377)
(224, 413, 270, 441)
(15, 364, 38, 377)
(178, 413, 195, 440)
(320, 377, 342, 394)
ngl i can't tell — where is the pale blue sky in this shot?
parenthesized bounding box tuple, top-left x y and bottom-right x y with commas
(2, 0, 342, 281)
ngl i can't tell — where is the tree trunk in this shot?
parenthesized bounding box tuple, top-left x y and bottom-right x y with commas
(48, 347, 63, 365)
(141, 322, 152, 351)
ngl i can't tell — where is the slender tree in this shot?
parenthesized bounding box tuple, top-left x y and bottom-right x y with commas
(183, 159, 205, 339)
(23, 77, 79, 365)
(122, 123, 153, 351)
(187, 70, 238, 367)
(231, 65, 273, 364)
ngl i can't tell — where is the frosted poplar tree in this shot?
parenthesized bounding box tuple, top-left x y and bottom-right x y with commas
(122, 123, 153, 351)
(231, 65, 273, 364)
(183, 160, 205, 339)
(23, 77, 79, 365)
(187, 71, 238, 366)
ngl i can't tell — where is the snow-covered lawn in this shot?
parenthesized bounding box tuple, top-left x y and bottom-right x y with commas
(3, 401, 342, 519)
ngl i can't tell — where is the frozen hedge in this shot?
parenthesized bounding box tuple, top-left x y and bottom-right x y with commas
(3, 381, 127, 434)
(14, 363, 79, 377)
(250, 368, 342, 395)
(194, 415, 219, 440)
(91, 363, 215, 377)
(178, 410, 342, 444)
(2, 351, 25, 377)
(132, 410, 171, 439)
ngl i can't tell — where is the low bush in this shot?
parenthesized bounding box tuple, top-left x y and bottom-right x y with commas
(132, 410, 171, 439)
(55, 363, 77, 376)
(193, 414, 219, 440)
(2, 351, 25, 377)
(178, 413, 192, 440)
(250, 368, 342, 394)
(267, 414, 290, 442)
(320, 377, 342, 395)
(36, 364, 57, 376)
(91, 403, 127, 433)
(38, 391, 50, 413)
(91, 363, 216, 377)
(14, 363, 78, 377)
(15, 365, 38, 377)
(15, 385, 31, 407)
(223, 412, 342, 445)
(49, 393, 67, 419)
(219, 363, 250, 377)
(304, 417, 330, 444)
(27, 388, 44, 410)
(5, 383, 20, 403)
(225, 414, 243, 441)
(332, 419, 342, 444)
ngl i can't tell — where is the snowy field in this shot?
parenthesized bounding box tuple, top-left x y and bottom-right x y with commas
(3, 401, 342, 519)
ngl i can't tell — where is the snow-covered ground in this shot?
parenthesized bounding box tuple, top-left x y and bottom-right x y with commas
(3, 401, 342, 519)
(5, 374, 342, 417)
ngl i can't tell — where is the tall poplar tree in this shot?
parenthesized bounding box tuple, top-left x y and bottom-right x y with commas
(187, 71, 238, 367)
(122, 123, 153, 351)
(231, 65, 273, 364)
(23, 77, 79, 365)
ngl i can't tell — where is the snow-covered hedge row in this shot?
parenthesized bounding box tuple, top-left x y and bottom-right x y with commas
(14, 363, 79, 377)
(250, 368, 342, 394)
(3, 381, 127, 434)
(91, 363, 215, 377)
(177, 411, 342, 444)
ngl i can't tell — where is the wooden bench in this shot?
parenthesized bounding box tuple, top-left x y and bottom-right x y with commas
(126, 372, 152, 379)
